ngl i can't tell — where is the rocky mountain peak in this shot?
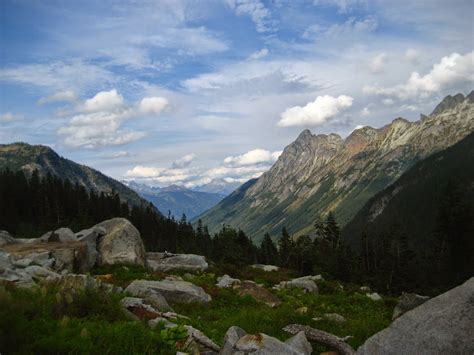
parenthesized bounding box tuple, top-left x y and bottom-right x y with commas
(430, 92, 466, 116)
(295, 129, 314, 143)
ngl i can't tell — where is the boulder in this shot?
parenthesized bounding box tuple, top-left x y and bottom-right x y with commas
(95, 218, 146, 267)
(238, 280, 282, 307)
(284, 331, 313, 355)
(0, 250, 13, 272)
(366, 292, 382, 301)
(125, 279, 211, 304)
(235, 333, 309, 355)
(12, 258, 33, 268)
(276, 276, 319, 294)
(75, 226, 105, 268)
(148, 317, 177, 329)
(251, 264, 280, 272)
(146, 252, 208, 273)
(0, 230, 16, 247)
(220, 326, 247, 355)
(184, 325, 221, 353)
(216, 274, 241, 288)
(25, 251, 54, 268)
(324, 313, 347, 323)
(357, 278, 474, 355)
(392, 292, 430, 320)
(24, 265, 61, 281)
(125, 280, 173, 312)
(40, 228, 76, 243)
(120, 297, 161, 320)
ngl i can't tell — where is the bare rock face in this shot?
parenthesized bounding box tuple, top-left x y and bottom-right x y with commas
(125, 279, 211, 304)
(146, 252, 208, 273)
(94, 218, 146, 267)
(357, 278, 474, 355)
(392, 292, 430, 320)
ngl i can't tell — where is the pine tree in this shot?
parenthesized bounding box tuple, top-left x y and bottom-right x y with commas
(278, 227, 293, 267)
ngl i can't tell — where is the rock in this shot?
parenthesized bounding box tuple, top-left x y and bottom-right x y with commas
(95, 218, 146, 267)
(40, 228, 76, 243)
(276, 276, 319, 294)
(26, 251, 54, 268)
(120, 297, 161, 320)
(125, 280, 173, 312)
(366, 292, 382, 301)
(220, 326, 247, 355)
(125, 279, 211, 304)
(360, 286, 370, 292)
(235, 333, 305, 354)
(238, 280, 282, 307)
(324, 313, 347, 323)
(0, 230, 16, 247)
(148, 317, 177, 329)
(184, 325, 221, 353)
(24, 265, 61, 281)
(284, 331, 313, 355)
(216, 274, 241, 288)
(357, 278, 474, 355)
(296, 306, 308, 315)
(392, 292, 430, 320)
(146, 252, 208, 273)
(0, 250, 14, 272)
(55, 274, 121, 294)
(12, 258, 33, 268)
(75, 227, 105, 268)
(251, 264, 280, 272)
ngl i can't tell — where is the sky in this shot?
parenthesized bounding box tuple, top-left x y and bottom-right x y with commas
(1, 0, 473, 188)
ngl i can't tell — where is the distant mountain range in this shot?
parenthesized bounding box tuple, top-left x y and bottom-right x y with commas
(123, 181, 231, 220)
(197, 91, 474, 240)
(0, 143, 154, 211)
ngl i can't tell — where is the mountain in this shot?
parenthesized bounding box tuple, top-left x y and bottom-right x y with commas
(0, 143, 154, 210)
(197, 92, 474, 240)
(193, 178, 242, 196)
(342, 131, 474, 249)
(123, 181, 225, 219)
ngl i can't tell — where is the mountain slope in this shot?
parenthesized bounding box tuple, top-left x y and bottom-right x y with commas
(198, 92, 474, 240)
(342, 131, 474, 248)
(124, 181, 225, 219)
(0, 143, 154, 210)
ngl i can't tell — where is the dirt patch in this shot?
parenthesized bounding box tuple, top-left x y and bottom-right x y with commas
(2, 241, 85, 256)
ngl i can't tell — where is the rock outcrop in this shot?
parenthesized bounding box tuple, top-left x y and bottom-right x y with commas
(95, 218, 146, 267)
(357, 278, 474, 355)
(125, 279, 211, 304)
(146, 252, 208, 273)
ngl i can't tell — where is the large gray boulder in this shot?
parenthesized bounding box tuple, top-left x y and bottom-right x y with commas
(276, 276, 319, 294)
(251, 264, 280, 272)
(220, 326, 247, 355)
(216, 274, 241, 288)
(357, 278, 474, 355)
(75, 226, 106, 268)
(40, 228, 77, 243)
(125, 280, 173, 312)
(125, 279, 211, 304)
(0, 231, 16, 247)
(95, 218, 146, 267)
(146, 252, 208, 273)
(24, 265, 61, 281)
(392, 292, 430, 319)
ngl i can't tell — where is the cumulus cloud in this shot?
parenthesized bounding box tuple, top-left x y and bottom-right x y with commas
(58, 89, 168, 148)
(364, 51, 474, 99)
(38, 90, 77, 105)
(138, 97, 169, 115)
(172, 153, 196, 169)
(247, 48, 269, 60)
(224, 149, 281, 166)
(227, 0, 274, 32)
(277, 95, 354, 127)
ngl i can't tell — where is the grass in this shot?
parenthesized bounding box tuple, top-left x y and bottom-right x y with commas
(0, 284, 179, 354)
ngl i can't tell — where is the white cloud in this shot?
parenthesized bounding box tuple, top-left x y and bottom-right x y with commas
(100, 151, 130, 159)
(125, 165, 166, 178)
(172, 153, 196, 168)
(58, 89, 168, 148)
(313, 0, 365, 13)
(138, 97, 169, 115)
(370, 53, 386, 73)
(405, 48, 421, 64)
(248, 48, 269, 60)
(224, 149, 281, 166)
(278, 95, 354, 127)
(38, 90, 77, 105)
(364, 51, 474, 99)
(227, 0, 274, 32)
(304, 16, 377, 40)
(382, 98, 394, 106)
(0, 112, 20, 122)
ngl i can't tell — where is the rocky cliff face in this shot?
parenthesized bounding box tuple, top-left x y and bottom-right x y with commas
(0, 143, 153, 210)
(198, 92, 474, 240)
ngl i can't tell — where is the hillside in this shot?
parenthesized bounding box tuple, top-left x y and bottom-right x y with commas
(0, 143, 154, 210)
(342, 131, 474, 250)
(124, 181, 225, 219)
(198, 92, 474, 240)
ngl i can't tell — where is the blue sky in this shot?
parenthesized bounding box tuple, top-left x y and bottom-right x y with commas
(1, 0, 473, 187)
